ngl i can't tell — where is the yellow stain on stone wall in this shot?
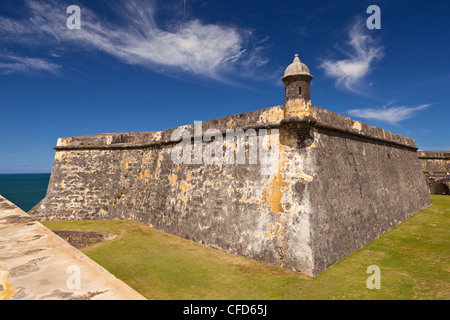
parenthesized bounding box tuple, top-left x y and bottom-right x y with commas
(227, 117, 236, 128)
(55, 150, 77, 163)
(157, 154, 163, 168)
(308, 127, 319, 149)
(169, 174, 178, 186)
(240, 190, 247, 203)
(120, 154, 137, 171)
(55, 151, 63, 161)
(261, 135, 288, 214)
(120, 157, 128, 171)
(236, 131, 298, 242)
(237, 133, 293, 220)
(0, 269, 16, 300)
(259, 131, 312, 241)
(154, 153, 164, 178)
(264, 223, 281, 239)
(298, 171, 313, 182)
(180, 181, 192, 192)
(142, 153, 151, 165)
(284, 99, 312, 118)
(259, 107, 284, 123)
(262, 170, 288, 214)
(140, 169, 151, 181)
(178, 181, 192, 204)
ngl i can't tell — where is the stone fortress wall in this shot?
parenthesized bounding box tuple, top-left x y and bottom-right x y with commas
(29, 55, 431, 276)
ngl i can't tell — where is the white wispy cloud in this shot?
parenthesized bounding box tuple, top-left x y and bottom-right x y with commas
(347, 103, 431, 124)
(0, 0, 268, 81)
(319, 18, 384, 94)
(0, 54, 61, 75)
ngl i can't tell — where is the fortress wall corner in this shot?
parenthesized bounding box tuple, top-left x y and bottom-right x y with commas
(305, 106, 431, 275)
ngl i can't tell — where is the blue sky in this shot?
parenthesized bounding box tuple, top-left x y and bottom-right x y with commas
(0, 0, 449, 173)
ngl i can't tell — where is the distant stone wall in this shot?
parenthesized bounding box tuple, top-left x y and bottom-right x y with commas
(30, 104, 431, 276)
(418, 151, 450, 172)
(418, 151, 450, 195)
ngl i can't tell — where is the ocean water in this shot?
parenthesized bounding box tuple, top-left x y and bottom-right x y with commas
(0, 174, 51, 212)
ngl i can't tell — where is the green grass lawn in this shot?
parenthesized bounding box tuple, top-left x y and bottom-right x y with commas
(42, 195, 450, 300)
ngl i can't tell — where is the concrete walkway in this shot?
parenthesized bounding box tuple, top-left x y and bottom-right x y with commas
(0, 195, 146, 300)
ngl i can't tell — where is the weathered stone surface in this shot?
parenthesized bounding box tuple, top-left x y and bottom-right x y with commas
(0, 195, 146, 300)
(29, 103, 431, 276)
